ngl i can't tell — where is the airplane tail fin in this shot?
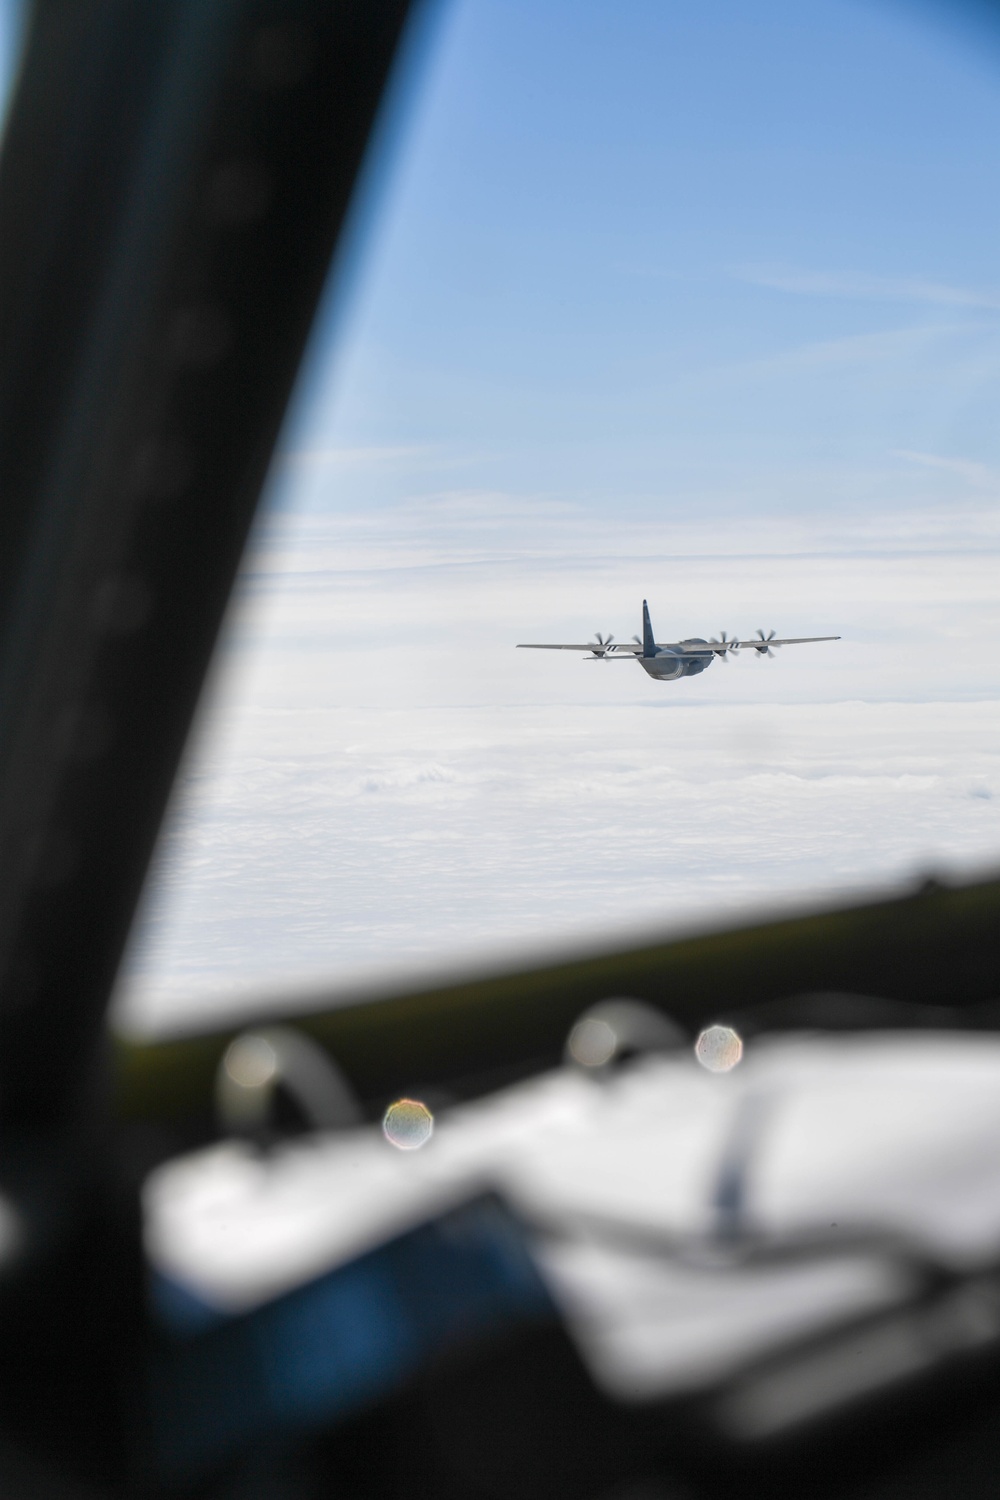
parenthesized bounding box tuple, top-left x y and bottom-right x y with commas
(642, 599, 655, 657)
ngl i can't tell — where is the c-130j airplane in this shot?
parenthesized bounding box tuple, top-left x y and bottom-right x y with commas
(519, 600, 839, 682)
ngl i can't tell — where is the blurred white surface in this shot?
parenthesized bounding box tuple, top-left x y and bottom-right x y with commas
(145, 1031, 1000, 1395)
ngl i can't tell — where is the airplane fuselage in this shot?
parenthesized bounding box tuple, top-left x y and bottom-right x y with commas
(639, 639, 713, 680)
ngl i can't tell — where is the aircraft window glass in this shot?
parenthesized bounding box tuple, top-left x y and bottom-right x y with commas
(116, 0, 1000, 1034)
(0, 1, 25, 130)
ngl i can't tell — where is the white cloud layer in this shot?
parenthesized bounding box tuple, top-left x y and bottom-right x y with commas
(115, 499, 1000, 1035)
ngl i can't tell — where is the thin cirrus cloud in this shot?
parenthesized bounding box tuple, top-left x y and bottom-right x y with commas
(892, 450, 998, 489)
(736, 265, 1000, 312)
(701, 323, 956, 380)
(277, 444, 436, 472)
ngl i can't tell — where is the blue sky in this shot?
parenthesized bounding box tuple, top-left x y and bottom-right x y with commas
(118, 0, 1000, 1030)
(279, 0, 1000, 512)
(0, 2, 24, 120)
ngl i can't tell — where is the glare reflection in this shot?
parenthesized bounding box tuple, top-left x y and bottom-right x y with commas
(223, 1034, 278, 1090)
(568, 1017, 617, 1069)
(383, 1098, 434, 1151)
(695, 1025, 743, 1073)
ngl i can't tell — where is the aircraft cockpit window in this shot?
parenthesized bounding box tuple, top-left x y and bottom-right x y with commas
(0, 2, 25, 129)
(114, 0, 1000, 1035)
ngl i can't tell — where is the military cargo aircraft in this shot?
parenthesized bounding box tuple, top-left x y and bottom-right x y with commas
(519, 599, 839, 681)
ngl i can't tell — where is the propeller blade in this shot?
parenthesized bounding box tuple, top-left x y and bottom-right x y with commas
(712, 631, 740, 660)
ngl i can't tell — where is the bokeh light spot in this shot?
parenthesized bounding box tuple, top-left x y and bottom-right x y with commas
(383, 1098, 434, 1151)
(568, 1017, 617, 1068)
(695, 1025, 743, 1073)
(223, 1034, 278, 1090)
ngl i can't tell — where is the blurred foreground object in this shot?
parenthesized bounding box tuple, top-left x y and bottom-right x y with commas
(145, 1022, 1000, 1491)
(117, 870, 1000, 1137)
(0, 0, 414, 1489)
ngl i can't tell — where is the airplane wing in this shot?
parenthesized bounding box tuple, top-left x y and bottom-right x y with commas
(517, 643, 642, 654)
(665, 636, 845, 654)
(668, 636, 839, 654)
(518, 638, 839, 653)
(729, 636, 840, 651)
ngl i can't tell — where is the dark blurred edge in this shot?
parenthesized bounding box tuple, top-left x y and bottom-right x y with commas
(0, 0, 415, 1486)
(117, 868, 1000, 1139)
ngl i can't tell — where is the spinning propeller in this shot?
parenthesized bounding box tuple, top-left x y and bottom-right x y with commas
(590, 632, 615, 658)
(709, 631, 740, 661)
(754, 628, 778, 658)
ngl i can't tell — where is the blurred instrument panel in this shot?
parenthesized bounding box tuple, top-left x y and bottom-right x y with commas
(142, 1004, 1000, 1495)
